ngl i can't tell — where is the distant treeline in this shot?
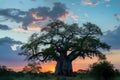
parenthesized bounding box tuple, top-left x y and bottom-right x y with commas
(0, 62, 120, 80)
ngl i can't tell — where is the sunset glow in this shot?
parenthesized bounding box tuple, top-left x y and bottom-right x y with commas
(13, 26, 41, 32)
(41, 62, 56, 73)
(32, 13, 44, 20)
(0, 0, 120, 74)
(8, 50, 120, 72)
(58, 13, 70, 20)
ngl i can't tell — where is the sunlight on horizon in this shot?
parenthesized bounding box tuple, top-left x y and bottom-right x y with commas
(7, 49, 120, 73)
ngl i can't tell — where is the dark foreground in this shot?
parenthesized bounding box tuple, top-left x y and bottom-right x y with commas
(0, 72, 120, 80)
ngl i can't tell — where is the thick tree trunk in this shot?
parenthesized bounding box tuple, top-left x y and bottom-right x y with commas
(55, 59, 73, 76)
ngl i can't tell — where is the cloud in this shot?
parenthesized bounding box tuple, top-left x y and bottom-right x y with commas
(0, 8, 26, 23)
(81, 0, 111, 7)
(81, 0, 100, 6)
(0, 2, 69, 31)
(104, 0, 111, 2)
(104, 0, 111, 8)
(102, 26, 120, 49)
(32, 13, 44, 20)
(71, 15, 79, 21)
(0, 37, 25, 67)
(13, 18, 50, 32)
(0, 37, 23, 46)
(0, 45, 22, 62)
(13, 26, 42, 32)
(49, 2, 68, 19)
(0, 24, 11, 30)
(29, 2, 68, 20)
(58, 13, 70, 20)
(114, 14, 120, 21)
(0, 43, 26, 68)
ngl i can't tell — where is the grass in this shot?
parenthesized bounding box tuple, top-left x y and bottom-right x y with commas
(0, 76, 93, 80)
(0, 73, 120, 80)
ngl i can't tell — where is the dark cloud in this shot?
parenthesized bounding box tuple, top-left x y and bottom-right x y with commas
(0, 37, 25, 67)
(0, 2, 68, 30)
(29, 2, 68, 19)
(0, 45, 22, 62)
(0, 8, 35, 30)
(0, 8, 26, 23)
(0, 37, 23, 46)
(0, 43, 26, 67)
(49, 2, 68, 19)
(0, 24, 11, 30)
(102, 26, 120, 49)
(23, 2, 68, 29)
(21, 12, 36, 30)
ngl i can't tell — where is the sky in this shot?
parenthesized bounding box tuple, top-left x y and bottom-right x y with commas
(0, 0, 120, 72)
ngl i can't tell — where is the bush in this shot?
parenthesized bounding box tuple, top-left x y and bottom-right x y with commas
(90, 61, 115, 80)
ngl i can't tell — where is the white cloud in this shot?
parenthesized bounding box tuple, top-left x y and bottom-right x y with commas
(81, 0, 111, 7)
(81, 0, 100, 6)
(103, 25, 120, 49)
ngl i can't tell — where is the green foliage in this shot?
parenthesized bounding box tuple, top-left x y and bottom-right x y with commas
(20, 20, 110, 62)
(42, 45, 57, 61)
(90, 61, 115, 80)
(82, 22, 103, 35)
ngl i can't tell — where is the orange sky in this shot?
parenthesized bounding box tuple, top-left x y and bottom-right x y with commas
(8, 49, 120, 73)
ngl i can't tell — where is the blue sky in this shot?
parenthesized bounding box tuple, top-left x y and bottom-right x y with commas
(0, 0, 120, 71)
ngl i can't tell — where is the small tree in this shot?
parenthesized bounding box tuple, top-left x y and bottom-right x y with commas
(90, 61, 115, 80)
(22, 63, 41, 73)
(20, 20, 110, 76)
(114, 69, 120, 76)
(0, 65, 13, 76)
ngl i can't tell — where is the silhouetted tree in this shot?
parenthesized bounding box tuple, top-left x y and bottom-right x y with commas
(20, 20, 110, 76)
(22, 63, 41, 73)
(114, 69, 120, 76)
(0, 65, 14, 76)
(90, 61, 115, 80)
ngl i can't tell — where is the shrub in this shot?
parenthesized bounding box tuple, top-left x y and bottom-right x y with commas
(90, 61, 115, 80)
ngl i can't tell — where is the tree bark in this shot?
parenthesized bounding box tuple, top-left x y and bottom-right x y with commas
(55, 58, 73, 76)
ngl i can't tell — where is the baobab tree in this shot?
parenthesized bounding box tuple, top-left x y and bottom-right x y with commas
(20, 20, 110, 76)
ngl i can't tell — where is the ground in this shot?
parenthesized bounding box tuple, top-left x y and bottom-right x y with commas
(0, 72, 120, 80)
